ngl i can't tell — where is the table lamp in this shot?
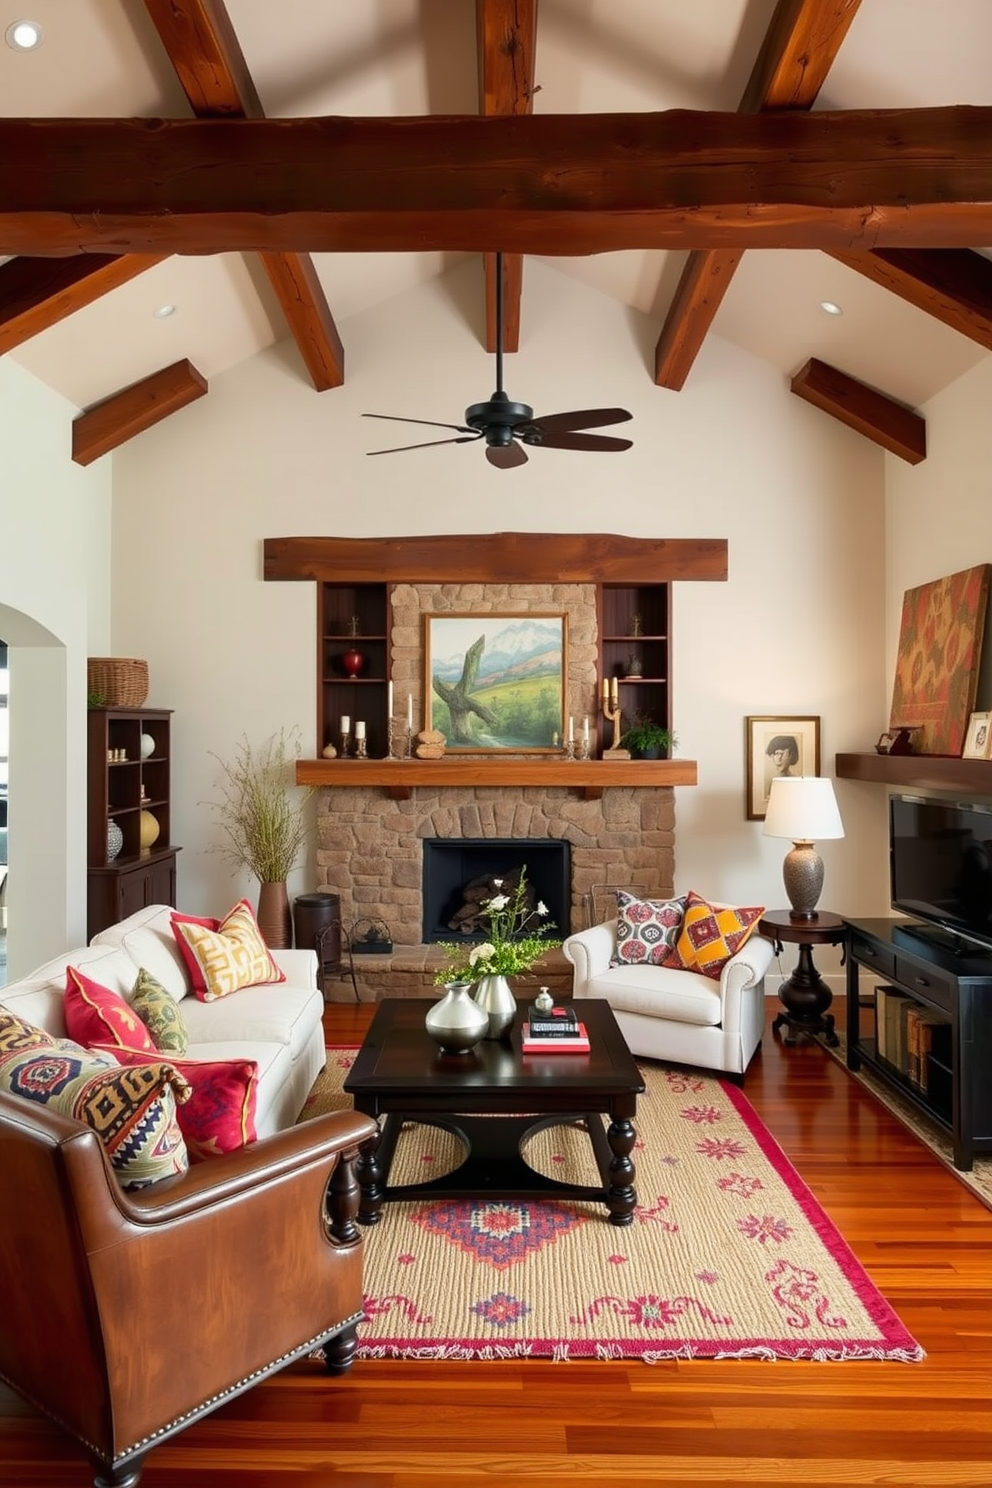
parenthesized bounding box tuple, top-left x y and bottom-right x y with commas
(762, 776, 844, 920)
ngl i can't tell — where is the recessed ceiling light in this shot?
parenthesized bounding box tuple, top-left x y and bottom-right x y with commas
(5, 20, 43, 50)
(152, 303, 176, 319)
(819, 300, 843, 317)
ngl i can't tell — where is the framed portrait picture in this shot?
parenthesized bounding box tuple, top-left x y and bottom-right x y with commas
(962, 710, 992, 760)
(424, 613, 567, 752)
(745, 715, 821, 821)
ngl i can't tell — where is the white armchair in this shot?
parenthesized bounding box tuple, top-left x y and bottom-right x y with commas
(562, 918, 775, 1079)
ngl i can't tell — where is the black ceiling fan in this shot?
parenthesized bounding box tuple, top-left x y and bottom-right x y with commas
(363, 254, 633, 469)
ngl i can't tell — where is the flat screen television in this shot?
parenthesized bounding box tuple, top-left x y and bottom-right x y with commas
(889, 793, 992, 954)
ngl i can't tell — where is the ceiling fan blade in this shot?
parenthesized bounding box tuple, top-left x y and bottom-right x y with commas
(367, 434, 482, 455)
(532, 432, 633, 452)
(363, 413, 473, 434)
(522, 407, 633, 436)
(486, 441, 528, 469)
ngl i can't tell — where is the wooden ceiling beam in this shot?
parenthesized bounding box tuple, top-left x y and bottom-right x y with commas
(143, 0, 344, 389)
(790, 356, 926, 464)
(71, 358, 208, 466)
(477, 0, 538, 354)
(656, 0, 863, 390)
(2, 109, 992, 256)
(826, 247, 992, 352)
(0, 253, 166, 355)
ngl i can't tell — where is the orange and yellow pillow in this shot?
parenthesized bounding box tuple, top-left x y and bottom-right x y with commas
(666, 890, 764, 981)
(171, 899, 285, 1002)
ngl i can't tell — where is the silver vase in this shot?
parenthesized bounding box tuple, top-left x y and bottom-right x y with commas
(472, 973, 517, 1039)
(425, 981, 489, 1054)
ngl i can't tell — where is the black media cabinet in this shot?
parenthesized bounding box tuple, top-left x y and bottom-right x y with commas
(844, 917, 992, 1171)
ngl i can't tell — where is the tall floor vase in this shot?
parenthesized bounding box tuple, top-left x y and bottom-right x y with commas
(256, 881, 292, 949)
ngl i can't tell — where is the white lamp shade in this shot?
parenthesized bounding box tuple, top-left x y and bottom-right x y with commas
(763, 777, 844, 842)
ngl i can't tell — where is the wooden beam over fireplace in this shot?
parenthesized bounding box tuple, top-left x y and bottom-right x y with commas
(264, 533, 728, 584)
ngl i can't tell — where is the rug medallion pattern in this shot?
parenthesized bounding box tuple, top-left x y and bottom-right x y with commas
(303, 1050, 923, 1362)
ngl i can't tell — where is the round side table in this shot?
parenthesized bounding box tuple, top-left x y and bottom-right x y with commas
(758, 910, 845, 1047)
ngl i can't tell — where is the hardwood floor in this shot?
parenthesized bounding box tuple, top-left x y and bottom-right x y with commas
(2, 1000, 990, 1488)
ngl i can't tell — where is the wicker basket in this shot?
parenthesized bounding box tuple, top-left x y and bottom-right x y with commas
(87, 657, 149, 708)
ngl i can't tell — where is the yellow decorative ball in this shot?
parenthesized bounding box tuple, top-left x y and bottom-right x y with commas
(139, 810, 160, 853)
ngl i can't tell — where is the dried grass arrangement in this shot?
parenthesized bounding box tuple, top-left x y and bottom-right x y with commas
(208, 728, 313, 884)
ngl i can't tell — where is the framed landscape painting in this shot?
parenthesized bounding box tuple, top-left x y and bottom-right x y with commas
(425, 613, 566, 752)
(745, 715, 821, 821)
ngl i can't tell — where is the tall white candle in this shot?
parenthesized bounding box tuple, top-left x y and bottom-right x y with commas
(354, 720, 366, 740)
(583, 715, 590, 743)
(568, 715, 574, 742)
(407, 694, 413, 730)
(387, 680, 394, 718)
(340, 715, 351, 734)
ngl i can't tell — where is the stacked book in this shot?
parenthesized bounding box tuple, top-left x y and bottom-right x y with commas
(521, 1002, 590, 1053)
(875, 985, 951, 1096)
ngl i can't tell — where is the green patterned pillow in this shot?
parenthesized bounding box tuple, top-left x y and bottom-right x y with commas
(131, 967, 189, 1055)
(0, 1045, 190, 1189)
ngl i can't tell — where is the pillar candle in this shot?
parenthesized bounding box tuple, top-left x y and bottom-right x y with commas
(354, 720, 366, 740)
(601, 677, 609, 706)
(610, 677, 619, 707)
(583, 715, 590, 743)
(407, 694, 413, 730)
(568, 715, 574, 742)
(387, 680, 394, 718)
(340, 715, 351, 734)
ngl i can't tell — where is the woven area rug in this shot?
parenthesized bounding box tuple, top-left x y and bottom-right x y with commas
(826, 1033, 992, 1213)
(301, 1048, 923, 1363)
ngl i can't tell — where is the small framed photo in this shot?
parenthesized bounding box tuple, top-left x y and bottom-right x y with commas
(962, 710, 992, 760)
(745, 715, 821, 821)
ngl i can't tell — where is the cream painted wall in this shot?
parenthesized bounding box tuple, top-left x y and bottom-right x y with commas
(110, 258, 887, 987)
(0, 358, 112, 975)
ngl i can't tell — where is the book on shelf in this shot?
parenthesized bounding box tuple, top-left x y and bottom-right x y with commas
(521, 1021, 590, 1053)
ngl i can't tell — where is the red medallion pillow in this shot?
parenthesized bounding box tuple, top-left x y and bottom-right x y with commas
(611, 889, 687, 966)
(94, 1045, 259, 1162)
(64, 966, 158, 1053)
(172, 899, 285, 1002)
(667, 890, 765, 980)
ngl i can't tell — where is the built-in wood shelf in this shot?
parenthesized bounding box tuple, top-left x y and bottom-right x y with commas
(297, 756, 697, 800)
(836, 751, 992, 795)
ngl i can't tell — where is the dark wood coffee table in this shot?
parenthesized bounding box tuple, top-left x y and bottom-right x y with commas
(343, 998, 644, 1226)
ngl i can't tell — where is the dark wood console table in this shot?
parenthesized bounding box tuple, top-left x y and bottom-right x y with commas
(844, 917, 992, 1170)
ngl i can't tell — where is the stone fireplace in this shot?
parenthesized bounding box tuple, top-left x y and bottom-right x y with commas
(421, 838, 571, 943)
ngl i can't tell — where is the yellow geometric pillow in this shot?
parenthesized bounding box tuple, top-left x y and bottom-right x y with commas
(668, 890, 764, 981)
(175, 899, 285, 1002)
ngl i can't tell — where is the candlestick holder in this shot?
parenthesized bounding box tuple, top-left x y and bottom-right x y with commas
(404, 725, 414, 760)
(601, 692, 627, 756)
(386, 718, 401, 760)
(355, 736, 368, 759)
(339, 728, 352, 759)
(563, 738, 576, 761)
(575, 737, 591, 761)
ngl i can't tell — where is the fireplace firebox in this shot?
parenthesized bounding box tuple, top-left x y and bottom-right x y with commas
(422, 839, 571, 944)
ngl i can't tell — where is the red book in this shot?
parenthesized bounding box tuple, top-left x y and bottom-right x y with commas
(521, 1021, 591, 1053)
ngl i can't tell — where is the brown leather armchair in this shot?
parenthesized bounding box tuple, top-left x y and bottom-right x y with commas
(0, 1090, 377, 1488)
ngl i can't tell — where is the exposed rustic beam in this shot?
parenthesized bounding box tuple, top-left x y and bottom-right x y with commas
(656, 0, 863, 390)
(2, 109, 992, 257)
(790, 357, 926, 465)
(263, 533, 729, 585)
(826, 247, 992, 353)
(71, 358, 208, 466)
(478, 0, 538, 353)
(0, 253, 167, 355)
(143, 0, 344, 389)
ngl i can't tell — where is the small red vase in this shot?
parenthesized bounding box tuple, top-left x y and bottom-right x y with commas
(343, 648, 365, 678)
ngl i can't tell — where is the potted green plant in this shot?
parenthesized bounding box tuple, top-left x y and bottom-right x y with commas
(619, 716, 677, 760)
(207, 727, 313, 947)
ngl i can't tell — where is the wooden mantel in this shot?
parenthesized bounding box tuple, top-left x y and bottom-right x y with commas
(297, 756, 696, 801)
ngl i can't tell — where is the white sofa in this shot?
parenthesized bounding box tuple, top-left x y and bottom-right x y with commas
(0, 903, 326, 1137)
(562, 918, 775, 1078)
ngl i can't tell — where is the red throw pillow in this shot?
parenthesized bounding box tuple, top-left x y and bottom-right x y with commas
(170, 910, 221, 995)
(64, 966, 158, 1053)
(93, 1045, 259, 1162)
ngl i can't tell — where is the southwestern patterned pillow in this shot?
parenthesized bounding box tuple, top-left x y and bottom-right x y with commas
(0, 1010, 55, 1057)
(0, 1045, 190, 1188)
(131, 967, 189, 1054)
(612, 889, 687, 966)
(666, 890, 765, 981)
(173, 899, 285, 1002)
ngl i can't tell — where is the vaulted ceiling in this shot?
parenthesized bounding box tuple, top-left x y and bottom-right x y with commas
(2, 0, 992, 464)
